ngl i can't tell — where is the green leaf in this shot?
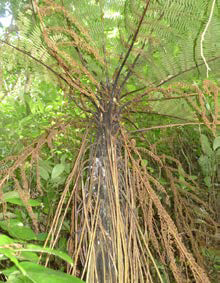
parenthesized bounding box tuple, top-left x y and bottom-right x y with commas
(36, 233, 48, 242)
(3, 262, 85, 283)
(141, 159, 148, 166)
(178, 166, 185, 182)
(39, 160, 53, 173)
(20, 244, 74, 267)
(51, 164, 65, 179)
(198, 155, 212, 176)
(1, 191, 19, 200)
(40, 166, 49, 181)
(216, 148, 220, 163)
(2, 198, 41, 207)
(19, 251, 39, 263)
(213, 136, 220, 151)
(200, 134, 213, 156)
(0, 191, 41, 207)
(60, 154, 67, 164)
(204, 176, 211, 188)
(0, 249, 27, 276)
(0, 220, 36, 241)
(0, 234, 15, 245)
(7, 274, 32, 283)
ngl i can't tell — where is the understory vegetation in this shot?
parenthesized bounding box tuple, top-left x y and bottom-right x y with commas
(0, 0, 220, 282)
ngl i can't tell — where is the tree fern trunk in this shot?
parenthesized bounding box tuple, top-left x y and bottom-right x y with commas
(86, 108, 121, 282)
(92, 132, 113, 282)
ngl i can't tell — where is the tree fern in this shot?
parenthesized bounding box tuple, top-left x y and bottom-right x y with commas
(0, 0, 220, 282)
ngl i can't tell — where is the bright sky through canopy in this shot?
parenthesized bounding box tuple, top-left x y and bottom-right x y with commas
(0, 15, 12, 27)
(0, 3, 12, 28)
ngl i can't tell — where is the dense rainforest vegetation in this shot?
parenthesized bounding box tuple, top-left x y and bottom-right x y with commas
(0, 0, 220, 282)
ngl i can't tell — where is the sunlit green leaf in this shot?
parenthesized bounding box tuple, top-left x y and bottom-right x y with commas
(213, 136, 220, 151)
(3, 197, 42, 207)
(3, 262, 85, 283)
(51, 164, 65, 179)
(0, 234, 15, 246)
(0, 220, 36, 241)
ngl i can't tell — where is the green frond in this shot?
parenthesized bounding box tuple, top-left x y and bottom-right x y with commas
(7, 0, 220, 94)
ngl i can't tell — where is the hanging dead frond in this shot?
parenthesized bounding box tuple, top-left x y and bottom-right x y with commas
(0, 121, 71, 231)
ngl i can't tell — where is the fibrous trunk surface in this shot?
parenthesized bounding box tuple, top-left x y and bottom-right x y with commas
(68, 106, 211, 283)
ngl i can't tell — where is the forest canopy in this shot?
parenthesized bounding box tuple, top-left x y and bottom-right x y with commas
(0, 1, 220, 283)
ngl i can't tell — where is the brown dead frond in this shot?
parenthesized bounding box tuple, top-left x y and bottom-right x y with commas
(126, 81, 219, 136)
(0, 121, 71, 232)
(33, 0, 105, 110)
(57, 123, 212, 282)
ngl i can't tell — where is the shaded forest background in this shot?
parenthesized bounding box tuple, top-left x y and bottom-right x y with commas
(0, 0, 220, 282)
